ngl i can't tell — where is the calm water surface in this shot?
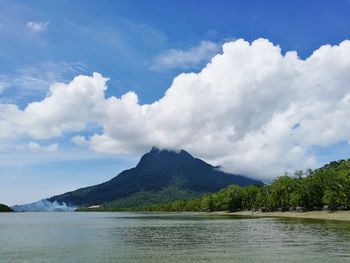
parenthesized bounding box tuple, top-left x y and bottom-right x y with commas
(1, 212, 350, 263)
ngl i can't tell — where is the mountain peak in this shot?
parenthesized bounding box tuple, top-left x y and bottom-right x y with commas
(145, 147, 194, 160)
(134, 147, 206, 174)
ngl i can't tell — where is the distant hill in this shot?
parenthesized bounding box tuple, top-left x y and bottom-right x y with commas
(0, 203, 13, 212)
(47, 147, 262, 209)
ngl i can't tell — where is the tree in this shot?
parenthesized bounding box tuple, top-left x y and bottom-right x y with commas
(0, 204, 13, 212)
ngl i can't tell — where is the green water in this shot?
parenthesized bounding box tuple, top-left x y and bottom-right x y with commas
(1, 212, 350, 263)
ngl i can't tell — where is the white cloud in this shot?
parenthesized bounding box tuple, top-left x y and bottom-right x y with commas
(1, 38, 350, 180)
(0, 72, 107, 140)
(18, 142, 58, 153)
(26, 21, 49, 33)
(151, 41, 221, 70)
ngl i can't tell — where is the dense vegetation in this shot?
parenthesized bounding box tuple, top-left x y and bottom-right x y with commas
(0, 203, 13, 212)
(137, 159, 350, 212)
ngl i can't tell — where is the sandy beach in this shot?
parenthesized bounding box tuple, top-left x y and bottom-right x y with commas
(212, 210, 350, 221)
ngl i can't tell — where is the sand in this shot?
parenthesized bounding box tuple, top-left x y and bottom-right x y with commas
(211, 210, 350, 221)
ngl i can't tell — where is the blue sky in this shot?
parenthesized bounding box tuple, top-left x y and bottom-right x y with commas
(1, 0, 350, 205)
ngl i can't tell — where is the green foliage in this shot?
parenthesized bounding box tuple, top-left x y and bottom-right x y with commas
(137, 159, 350, 212)
(77, 186, 202, 211)
(0, 203, 13, 212)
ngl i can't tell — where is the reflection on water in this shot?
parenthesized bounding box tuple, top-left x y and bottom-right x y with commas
(0, 212, 350, 263)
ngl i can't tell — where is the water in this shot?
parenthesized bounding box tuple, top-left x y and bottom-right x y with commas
(1, 212, 350, 263)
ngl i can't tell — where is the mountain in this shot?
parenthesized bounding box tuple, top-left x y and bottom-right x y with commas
(51, 147, 262, 207)
(15, 148, 262, 211)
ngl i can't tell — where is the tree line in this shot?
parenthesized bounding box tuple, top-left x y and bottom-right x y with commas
(140, 159, 350, 212)
(0, 203, 13, 212)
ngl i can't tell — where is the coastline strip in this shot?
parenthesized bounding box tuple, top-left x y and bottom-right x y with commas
(211, 210, 350, 221)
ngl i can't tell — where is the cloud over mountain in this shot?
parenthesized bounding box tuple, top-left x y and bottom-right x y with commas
(1, 38, 350, 180)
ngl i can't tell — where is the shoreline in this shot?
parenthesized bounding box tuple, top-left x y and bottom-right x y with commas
(211, 210, 350, 221)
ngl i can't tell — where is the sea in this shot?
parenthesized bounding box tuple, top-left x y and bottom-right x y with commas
(1, 212, 350, 263)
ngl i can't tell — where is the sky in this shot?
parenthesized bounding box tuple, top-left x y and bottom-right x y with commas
(1, 0, 350, 205)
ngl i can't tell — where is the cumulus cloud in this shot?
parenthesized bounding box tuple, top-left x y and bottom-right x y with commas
(0, 73, 107, 139)
(26, 21, 49, 33)
(151, 41, 221, 70)
(1, 38, 350, 180)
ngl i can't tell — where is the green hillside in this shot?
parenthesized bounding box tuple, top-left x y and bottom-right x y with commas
(77, 186, 202, 211)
